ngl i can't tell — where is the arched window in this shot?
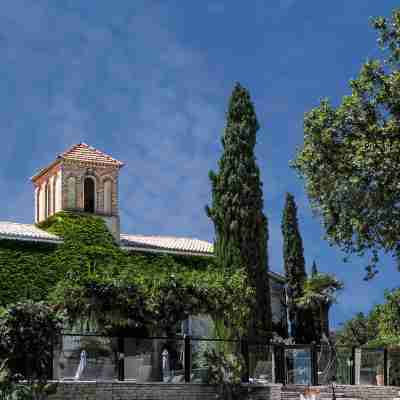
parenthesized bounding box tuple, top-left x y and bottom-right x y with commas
(67, 176, 76, 209)
(84, 177, 96, 213)
(103, 179, 113, 215)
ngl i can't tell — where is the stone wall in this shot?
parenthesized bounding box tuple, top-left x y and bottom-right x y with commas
(61, 160, 120, 217)
(334, 384, 400, 399)
(281, 384, 400, 400)
(48, 381, 282, 400)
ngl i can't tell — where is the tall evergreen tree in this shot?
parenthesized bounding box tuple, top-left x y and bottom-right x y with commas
(281, 193, 316, 343)
(206, 83, 272, 339)
(311, 260, 318, 277)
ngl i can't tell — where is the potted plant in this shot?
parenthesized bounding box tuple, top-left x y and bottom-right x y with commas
(376, 364, 384, 386)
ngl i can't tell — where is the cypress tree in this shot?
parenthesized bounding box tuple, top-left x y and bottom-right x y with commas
(281, 193, 315, 343)
(206, 83, 272, 339)
(311, 260, 318, 277)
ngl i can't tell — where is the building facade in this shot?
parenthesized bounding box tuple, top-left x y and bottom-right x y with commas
(0, 143, 287, 335)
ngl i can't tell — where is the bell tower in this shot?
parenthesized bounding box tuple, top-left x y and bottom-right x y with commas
(31, 143, 124, 240)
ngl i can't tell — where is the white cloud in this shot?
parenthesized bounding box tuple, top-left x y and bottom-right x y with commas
(0, 1, 226, 240)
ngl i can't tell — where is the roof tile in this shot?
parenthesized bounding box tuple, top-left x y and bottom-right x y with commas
(59, 143, 124, 167)
(120, 234, 213, 255)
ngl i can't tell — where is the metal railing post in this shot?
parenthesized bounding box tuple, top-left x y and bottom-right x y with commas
(184, 335, 191, 383)
(351, 346, 356, 385)
(241, 337, 250, 383)
(273, 344, 286, 384)
(118, 336, 125, 381)
(49, 334, 54, 380)
(311, 344, 318, 386)
(384, 348, 389, 386)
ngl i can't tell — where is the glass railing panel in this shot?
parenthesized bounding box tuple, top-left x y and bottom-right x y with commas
(248, 343, 274, 383)
(54, 335, 118, 381)
(124, 338, 185, 382)
(388, 347, 400, 386)
(190, 339, 241, 383)
(359, 348, 384, 385)
(335, 347, 353, 385)
(285, 347, 312, 385)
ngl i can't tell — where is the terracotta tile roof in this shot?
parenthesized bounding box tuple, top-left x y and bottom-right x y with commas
(120, 234, 214, 255)
(59, 143, 124, 167)
(31, 143, 124, 181)
(0, 221, 61, 243)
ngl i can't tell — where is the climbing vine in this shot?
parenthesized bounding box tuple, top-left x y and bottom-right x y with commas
(0, 212, 254, 335)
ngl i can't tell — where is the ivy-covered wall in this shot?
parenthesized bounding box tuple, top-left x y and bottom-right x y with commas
(0, 212, 254, 336)
(0, 212, 214, 307)
(0, 240, 60, 306)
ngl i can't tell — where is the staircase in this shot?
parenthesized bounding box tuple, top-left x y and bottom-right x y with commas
(281, 385, 361, 400)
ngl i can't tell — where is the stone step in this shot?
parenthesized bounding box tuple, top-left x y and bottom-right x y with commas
(281, 397, 348, 398)
(281, 392, 361, 400)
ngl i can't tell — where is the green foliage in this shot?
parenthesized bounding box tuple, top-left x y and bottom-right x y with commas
(205, 349, 244, 400)
(292, 8, 400, 279)
(0, 358, 57, 400)
(297, 273, 343, 339)
(375, 288, 400, 344)
(50, 259, 253, 336)
(0, 212, 117, 307)
(335, 310, 380, 347)
(0, 359, 39, 400)
(38, 212, 120, 279)
(38, 212, 254, 335)
(0, 359, 23, 400)
(0, 240, 60, 307)
(335, 289, 400, 385)
(0, 212, 253, 335)
(298, 273, 343, 307)
(336, 288, 400, 347)
(311, 261, 318, 277)
(206, 82, 272, 339)
(281, 193, 313, 342)
(0, 301, 63, 381)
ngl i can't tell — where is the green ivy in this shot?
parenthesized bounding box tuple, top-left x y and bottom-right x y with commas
(0, 301, 63, 381)
(0, 212, 253, 335)
(0, 240, 61, 306)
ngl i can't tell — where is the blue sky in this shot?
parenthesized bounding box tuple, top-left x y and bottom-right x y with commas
(0, 0, 399, 329)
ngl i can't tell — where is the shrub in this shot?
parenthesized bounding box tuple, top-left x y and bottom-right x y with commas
(0, 301, 63, 380)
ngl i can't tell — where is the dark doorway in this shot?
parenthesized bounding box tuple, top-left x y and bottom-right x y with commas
(84, 177, 95, 213)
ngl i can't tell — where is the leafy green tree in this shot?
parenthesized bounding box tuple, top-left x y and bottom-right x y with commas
(311, 260, 318, 277)
(0, 358, 58, 400)
(0, 301, 63, 382)
(335, 310, 380, 347)
(375, 288, 400, 345)
(206, 83, 272, 339)
(281, 193, 315, 342)
(297, 273, 343, 339)
(292, 8, 400, 279)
